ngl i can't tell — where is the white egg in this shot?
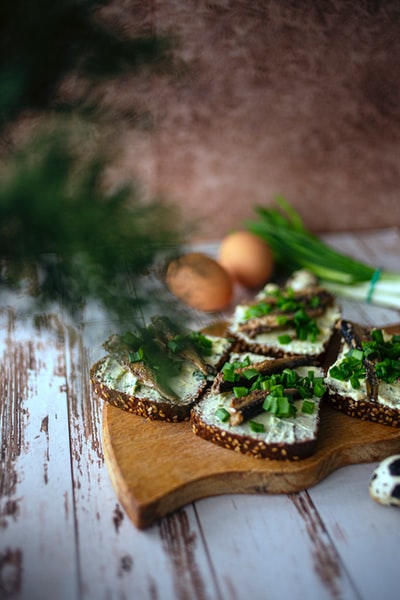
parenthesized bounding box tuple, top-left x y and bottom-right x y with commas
(369, 454, 400, 507)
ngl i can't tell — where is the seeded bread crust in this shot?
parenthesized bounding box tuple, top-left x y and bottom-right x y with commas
(227, 334, 289, 358)
(90, 358, 207, 422)
(325, 392, 400, 428)
(190, 405, 318, 460)
(227, 332, 332, 363)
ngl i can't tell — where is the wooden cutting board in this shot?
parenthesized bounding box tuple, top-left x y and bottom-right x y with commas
(101, 323, 400, 529)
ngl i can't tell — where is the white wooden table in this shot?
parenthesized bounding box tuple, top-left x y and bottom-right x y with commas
(1, 229, 400, 600)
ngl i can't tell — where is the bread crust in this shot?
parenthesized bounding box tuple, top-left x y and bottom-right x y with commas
(90, 358, 207, 422)
(325, 392, 400, 428)
(190, 405, 318, 460)
(227, 332, 331, 363)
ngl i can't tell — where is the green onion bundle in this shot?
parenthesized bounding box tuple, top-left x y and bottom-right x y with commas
(246, 196, 400, 310)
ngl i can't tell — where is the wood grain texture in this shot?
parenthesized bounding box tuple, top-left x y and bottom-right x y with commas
(0, 312, 80, 600)
(102, 400, 400, 529)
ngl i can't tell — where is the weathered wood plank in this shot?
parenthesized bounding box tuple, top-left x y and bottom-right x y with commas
(194, 492, 359, 600)
(0, 312, 79, 600)
(308, 462, 400, 600)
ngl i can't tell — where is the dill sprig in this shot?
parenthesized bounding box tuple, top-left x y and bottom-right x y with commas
(0, 0, 187, 323)
(0, 0, 175, 129)
(0, 127, 185, 321)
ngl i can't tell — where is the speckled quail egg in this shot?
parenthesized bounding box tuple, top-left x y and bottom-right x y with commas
(369, 454, 400, 507)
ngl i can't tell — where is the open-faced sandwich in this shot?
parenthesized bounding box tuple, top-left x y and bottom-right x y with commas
(190, 351, 326, 460)
(226, 270, 341, 362)
(90, 316, 233, 422)
(325, 320, 400, 428)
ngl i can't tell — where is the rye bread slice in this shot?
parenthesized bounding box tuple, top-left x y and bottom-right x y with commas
(324, 323, 400, 428)
(90, 334, 234, 422)
(190, 358, 324, 460)
(226, 279, 341, 362)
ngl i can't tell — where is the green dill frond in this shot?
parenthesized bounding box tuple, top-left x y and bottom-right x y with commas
(0, 127, 186, 321)
(0, 0, 176, 128)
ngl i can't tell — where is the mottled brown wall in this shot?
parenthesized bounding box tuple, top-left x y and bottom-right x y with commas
(103, 0, 400, 240)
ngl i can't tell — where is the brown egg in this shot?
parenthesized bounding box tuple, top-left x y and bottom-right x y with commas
(166, 252, 233, 312)
(218, 230, 274, 288)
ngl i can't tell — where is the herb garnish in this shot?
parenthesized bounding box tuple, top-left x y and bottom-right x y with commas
(110, 322, 215, 393)
(222, 355, 253, 382)
(0, 0, 184, 323)
(216, 362, 324, 422)
(122, 329, 184, 379)
(215, 407, 230, 423)
(166, 331, 213, 356)
(243, 287, 321, 344)
(329, 330, 400, 389)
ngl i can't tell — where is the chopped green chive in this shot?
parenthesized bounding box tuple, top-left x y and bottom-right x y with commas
(310, 296, 320, 308)
(249, 420, 265, 433)
(215, 407, 230, 422)
(220, 363, 325, 424)
(167, 340, 180, 353)
(263, 394, 277, 414)
(349, 374, 361, 389)
(276, 315, 288, 326)
(233, 386, 248, 398)
(129, 348, 144, 362)
(313, 380, 326, 397)
(301, 400, 315, 414)
(243, 301, 273, 320)
(242, 368, 260, 380)
(277, 396, 291, 417)
(371, 329, 384, 344)
(347, 348, 364, 361)
(222, 366, 236, 382)
(329, 331, 400, 387)
(189, 332, 213, 356)
(242, 284, 322, 343)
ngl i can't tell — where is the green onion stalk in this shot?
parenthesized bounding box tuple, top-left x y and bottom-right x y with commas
(246, 196, 400, 310)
